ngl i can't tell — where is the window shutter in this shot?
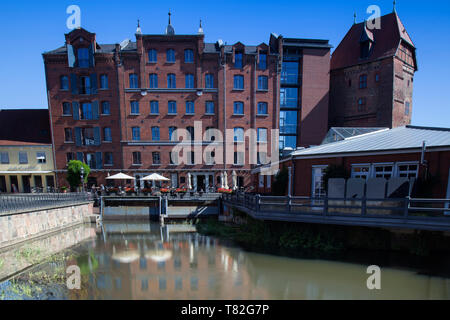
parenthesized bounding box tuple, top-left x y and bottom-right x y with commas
(75, 127, 82, 146)
(76, 152, 84, 162)
(72, 102, 80, 120)
(94, 127, 101, 146)
(88, 43, 95, 67)
(70, 74, 78, 94)
(92, 101, 99, 120)
(67, 44, 76, 67)
(90, 74, 98, 95)
(95, 152, 102, 169)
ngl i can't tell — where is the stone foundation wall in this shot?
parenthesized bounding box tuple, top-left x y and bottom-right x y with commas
(0, 203, 93, 248)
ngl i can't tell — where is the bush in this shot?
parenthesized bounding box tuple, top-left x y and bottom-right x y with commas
(322, 164, 349, 194)
(66, 160, 90, 191)
(271, 167, 289, 196)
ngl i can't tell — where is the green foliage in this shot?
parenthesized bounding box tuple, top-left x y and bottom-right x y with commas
(413, 173, 440, 198)
(66, 160, 91, 190)
(322, 164, 349, 194)
(271, 167, 289, 196)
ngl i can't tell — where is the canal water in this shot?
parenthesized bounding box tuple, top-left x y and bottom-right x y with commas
(0, 222, 449, 300)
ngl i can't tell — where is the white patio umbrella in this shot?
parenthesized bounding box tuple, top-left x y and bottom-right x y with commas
(142, 173, 170, 181)
(232, 170, 237, 190)
(223, 171, 229, 189)
(106, 173, 135, 180)
(145, 249, 173, 262)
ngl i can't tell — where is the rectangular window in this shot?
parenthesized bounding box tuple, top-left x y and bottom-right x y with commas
(149, 74, 158, 88)
(77, 48, 89, 68)
(132, 127, 141, 141)
(81, 103, 93, 120)
(170, 151, 178, 165)
(169, 127, 177, 141)
(66, 152, 75, 163)
(36, 152, 46, 164)
(257, 102, 268, 115)
(357, 98, 366, 112)
(205, 74, 214, 88)
(281, 61, 299, 84)
(148, 49, 157, 63)
(205, 101, 215, 114)
(168, 101, 177, 114)
(79, 76, 91, 94)
(259, 53, 267, 70)
(234, 52, 243, 68)
(104, 152, 113, 166)
(100, 74, 108, 89)
(0, 152, 9, 164)
(233, 75, 244, 90)
(150, 101, 159, 114)
(63, 102, 72, 116)
(185, 74, 194, 88)
(234, 152, 244, 165)
(185, 101, 195, 114)
(257, 128, 267, 142)
(280, 110, 298, 134)
(132, 152, 141, 165)
(359, 75, 368, 89)
(374, 164, 394, 179)
(184, 49, 194, 63)
(152, 152, 161, 165)
(85, 153, 96, 169)
(351, 165, 371, 179)
(166, 49, 175, 63)
(187, 151, 195, 165)
(234, 127, 244, 142)
(131, 101, 139, 114)
(186, 127, 195, 140)
(397, 162, 419, 178)
(81, 128, 95, 146)
(64, 128, 73, 142)
(101, 101, 110, 115)
(18, 152, 28, 164)
(60, 76, 69, 90)
(257, 152, 267, 165)
(103, 127, 112, 142)
(129, 74, 138, 88)
(151, 127, 160, 141)
(233, 102, 244, 115)
(167, 74, 176, 88)
(280, 87, 298, 108)
(405, 102, 410, 115)
(258, 76, 268, 90)
(259, 175, 264, 188)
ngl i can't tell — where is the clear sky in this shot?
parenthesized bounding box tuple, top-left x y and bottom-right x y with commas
(0, 0, 449, 128)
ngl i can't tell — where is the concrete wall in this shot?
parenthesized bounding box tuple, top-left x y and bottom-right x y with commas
(0, 203, 92, 248)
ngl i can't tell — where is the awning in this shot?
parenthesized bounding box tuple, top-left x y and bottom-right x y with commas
(0, 171, 53, 174)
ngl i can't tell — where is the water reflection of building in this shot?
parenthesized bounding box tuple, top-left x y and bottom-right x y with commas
(85, 223, 270, 300)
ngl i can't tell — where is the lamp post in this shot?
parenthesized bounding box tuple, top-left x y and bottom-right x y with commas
(80, 166, 85, 193)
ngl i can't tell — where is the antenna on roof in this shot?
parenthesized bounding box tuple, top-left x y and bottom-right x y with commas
(393, 0, 397, 13)
(198, 19, 204, 35)
(353, 12, 357, 25)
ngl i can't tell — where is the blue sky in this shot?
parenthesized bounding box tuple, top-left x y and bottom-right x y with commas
(0, 0, 449, 127)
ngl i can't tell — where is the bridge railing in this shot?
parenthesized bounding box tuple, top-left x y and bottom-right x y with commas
(0, 193, 92, 215)
(223, 193, 450, 220)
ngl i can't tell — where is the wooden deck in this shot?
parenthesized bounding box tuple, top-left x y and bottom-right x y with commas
(222, 194, 450, 232)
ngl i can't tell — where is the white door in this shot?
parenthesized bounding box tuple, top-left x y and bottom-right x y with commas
(171, 173, 178, 188)
(311, 166, 327, 198)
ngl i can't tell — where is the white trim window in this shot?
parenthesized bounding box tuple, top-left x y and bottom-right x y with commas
(373, 163, 394, 179)
(351, 164, 371, 180)
(311, 165, 327, 198)
(396, 162, 419, 178)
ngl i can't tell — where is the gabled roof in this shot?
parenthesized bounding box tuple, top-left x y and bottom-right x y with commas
(292, 126, 450, 158)
(331, 12, 416, 70)
(0, 109, 51, 144)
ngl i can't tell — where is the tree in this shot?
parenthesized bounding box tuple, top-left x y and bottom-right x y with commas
(66, 160, 90, 191)
(271, 167, 289, 196)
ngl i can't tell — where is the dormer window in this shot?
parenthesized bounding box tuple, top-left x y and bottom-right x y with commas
(77, 48, 89, 68)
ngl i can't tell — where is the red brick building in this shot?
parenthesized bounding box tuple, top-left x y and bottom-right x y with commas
(329, 11, 417, 129)
(254, 126, 450, 199)
(43, 19, 288, 190)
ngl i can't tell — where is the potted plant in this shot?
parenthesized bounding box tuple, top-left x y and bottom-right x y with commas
(160, 188, 170, 194)
(60, 186, 68, 193)
(218, 188, 233, 194)
(125, 187, 135, 195)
